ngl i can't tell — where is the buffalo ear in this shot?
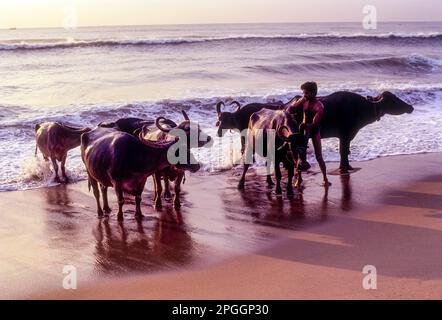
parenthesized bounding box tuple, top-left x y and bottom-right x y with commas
(367, 95, 383, 103)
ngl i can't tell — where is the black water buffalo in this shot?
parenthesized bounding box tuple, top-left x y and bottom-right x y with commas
(313, 91, 414, 173)
(81, 127, 200, 220)
(238, 108, 310, 195)
(216, 100, 284, 149)
(98, 117, 178, 136)
(139, 110, 212, 209)
(35, 122, 91, 183)
(98, 117, 154, 135)
(216, 100, 284, 185)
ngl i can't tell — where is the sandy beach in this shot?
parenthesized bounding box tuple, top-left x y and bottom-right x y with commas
(0, 152, 439, 299)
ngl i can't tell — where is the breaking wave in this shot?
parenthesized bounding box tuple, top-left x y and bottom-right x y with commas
(1, 32, 441, 51)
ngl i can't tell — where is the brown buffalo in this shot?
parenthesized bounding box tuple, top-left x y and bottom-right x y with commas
(139, 110, 212, 209)
(81, 126, 200, 220)
(239, 108, 310, 195)
(35, 122, 91, 183)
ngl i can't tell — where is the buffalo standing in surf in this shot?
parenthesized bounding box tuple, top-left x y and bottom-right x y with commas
(81, 126, 200, 220)
(139, 110, 212, 209)
(314, 91, 414, 173)
(35, 122, 91, 183)
(216, 100, 284, 185)
(238, 108, 310, 195)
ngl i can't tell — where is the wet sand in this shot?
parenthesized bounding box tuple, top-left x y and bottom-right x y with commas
(0, 153, 441, 299)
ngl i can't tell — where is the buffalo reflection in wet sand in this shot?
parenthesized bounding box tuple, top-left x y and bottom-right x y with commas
(37, 170, 354, 278)
(222, 169, 354, 229)
(93, 208, 195, 275)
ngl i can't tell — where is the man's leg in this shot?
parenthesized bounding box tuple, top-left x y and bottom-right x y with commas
(312, 133, 330, 186)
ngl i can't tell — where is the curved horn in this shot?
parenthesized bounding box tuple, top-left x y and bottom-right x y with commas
(155, 117, 173, 133)
(230, 101, 241, 112)
(134, 127, 142, 137)
(216, 101, 225, 114)
(161, 118, 178, 128)
(181, 110, 190, 121)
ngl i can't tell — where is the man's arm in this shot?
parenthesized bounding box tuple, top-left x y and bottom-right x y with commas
(311, 102, 324, 126)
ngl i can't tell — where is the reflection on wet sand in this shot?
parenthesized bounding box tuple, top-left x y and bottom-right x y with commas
(6, 153, 440, 299)
(0, 165, 361, 298)
(92, 207, 195, 275)
(222, 169, 353, 229)
(340, 174, 353, 212)
(38, 168, 356, 278)
(44, 184, 76, 215)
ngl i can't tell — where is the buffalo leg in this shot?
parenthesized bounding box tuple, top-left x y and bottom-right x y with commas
(238, 164, 250, 190)
(339, 138, 353, 173)
(51, 156, 60, 183)
(115, 182, 124, 221)
(60, 153, 69, 183)
(275, 161, 282, 195)
(163, 174, 172, 199)
(135, 194, 143, 219)
(287, 164, 294, 195)
(90, 177, 103, 217)
(100, 184, 111, 214)
(173, 172, 184, 209)
(295, 169, 303, 189)
(240, 136, 245, 155)
(153, 173, 163, 209)
(265, 160, 274, 186)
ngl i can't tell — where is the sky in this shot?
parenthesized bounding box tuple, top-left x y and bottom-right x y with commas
(0, 0, 441, 29)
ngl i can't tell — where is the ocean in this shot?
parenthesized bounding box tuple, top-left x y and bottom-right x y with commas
(0, 22, 441, 191)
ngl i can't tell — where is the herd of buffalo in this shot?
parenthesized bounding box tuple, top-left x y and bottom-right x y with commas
(34, 91, 414, 220)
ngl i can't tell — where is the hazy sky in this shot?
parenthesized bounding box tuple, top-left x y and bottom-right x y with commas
(1, 0, 441, 28)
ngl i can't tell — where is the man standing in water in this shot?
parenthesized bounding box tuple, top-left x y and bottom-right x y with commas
(286, 81, 330, 186)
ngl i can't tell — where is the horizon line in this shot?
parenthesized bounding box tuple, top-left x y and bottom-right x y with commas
(1, 20, 441, 31)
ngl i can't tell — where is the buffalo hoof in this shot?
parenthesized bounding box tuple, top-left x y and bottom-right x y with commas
(287, 188, 294, 196)
(97, 210, 104, 218)
(237, 181, 245, 190)
(298, 161, 311, 172)
(117, 213, 124, 221)
(54, 176, 61, 183)
(63, 176, 70, 184)
(266, 177, 275, 187)
(323, 180, 332, 187)
(275, 187, 282, 195)
(339, 164, 354, 173)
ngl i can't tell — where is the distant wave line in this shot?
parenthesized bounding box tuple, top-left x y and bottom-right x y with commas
(1, 32, 441, 51)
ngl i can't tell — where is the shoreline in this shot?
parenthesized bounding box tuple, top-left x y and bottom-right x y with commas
(3, 149, 442, 194)
(0, 152, 440, 299)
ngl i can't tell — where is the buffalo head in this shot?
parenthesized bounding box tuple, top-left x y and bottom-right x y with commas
(215, 101, 241, 137)
(156, 110, 212, 148)
(173, 151, 201, 173)
(277, 125, 311, 172)
(371, 91, 414, 115)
